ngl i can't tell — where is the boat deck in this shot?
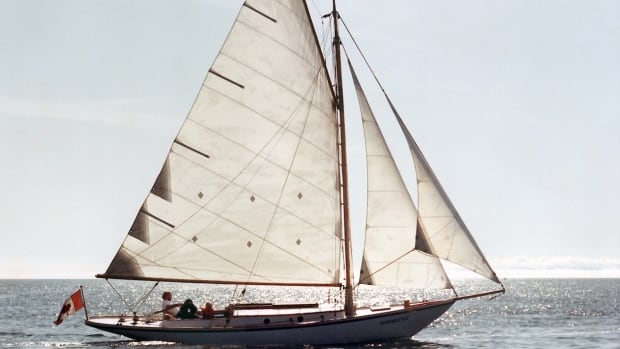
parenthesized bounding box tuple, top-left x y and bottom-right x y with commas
(86, 300, 450, 330)
(84, 299, 457, 345)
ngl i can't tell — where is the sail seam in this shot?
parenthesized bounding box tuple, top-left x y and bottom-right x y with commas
(139, 104, 340, 284)
(233, 19, 321, 76)
(181, 117, 337, 204)
(191, 71, 338, 198)
(168, 139, 337, 241)
(243, 65, 338, 285)
(201, 78, 332, 147)
(127, 212, 261, 282)
(212, 50, 329, 119)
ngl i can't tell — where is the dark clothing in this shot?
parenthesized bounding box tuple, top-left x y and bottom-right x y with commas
(176, 299, 198, 319)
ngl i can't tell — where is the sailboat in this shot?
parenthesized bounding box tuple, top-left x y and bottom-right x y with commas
(84, 0, 504, 345)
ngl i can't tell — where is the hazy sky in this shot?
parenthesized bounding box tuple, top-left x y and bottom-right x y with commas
(1, 0, 618, 279)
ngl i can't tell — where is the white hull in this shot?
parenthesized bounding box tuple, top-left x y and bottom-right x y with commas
(85, 300, 454, 346)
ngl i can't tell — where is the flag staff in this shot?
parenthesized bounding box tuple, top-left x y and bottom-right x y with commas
(80, 285, 89, 320)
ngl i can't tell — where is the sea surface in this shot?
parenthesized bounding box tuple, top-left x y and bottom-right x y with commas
(0, 278, 617, 348)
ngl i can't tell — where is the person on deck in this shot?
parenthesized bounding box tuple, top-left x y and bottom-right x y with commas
(201, 302, 215, 319)
(176, 299, 199, 319)
(161, 291, 182, 320)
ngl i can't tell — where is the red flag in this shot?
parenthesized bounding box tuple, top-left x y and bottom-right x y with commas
(53, 289, 84, 325)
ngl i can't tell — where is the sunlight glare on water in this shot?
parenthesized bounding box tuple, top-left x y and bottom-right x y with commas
(0, 279, 617, 348)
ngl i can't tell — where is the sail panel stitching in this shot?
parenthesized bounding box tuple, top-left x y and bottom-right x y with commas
(180, 117, 337, 205)
(168, 136, 337, 239)
(234, 16, 320, 76)
(213, 50, 330, 121)
(191, 80, 337, 200)
(244, 66, 337, 285)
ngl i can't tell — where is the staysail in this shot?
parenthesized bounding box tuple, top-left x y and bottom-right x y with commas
(348, 60, 450, 289)
(99, 0, 343, 286)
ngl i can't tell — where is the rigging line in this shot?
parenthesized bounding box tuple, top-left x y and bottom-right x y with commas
(231, 285, 239, 302)
(358, 248, 418, 284)
(339, 16, 387, 95)
(308, 0, 322, 20)
(130, 281, 160, 312)
(106, 279, 134, 313)
(319, 11, 334, 64)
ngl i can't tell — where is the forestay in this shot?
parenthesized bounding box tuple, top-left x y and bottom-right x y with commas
(99, 0, 342, 286)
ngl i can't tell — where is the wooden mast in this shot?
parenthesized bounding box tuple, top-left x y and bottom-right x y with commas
(332, 0, 354, 317)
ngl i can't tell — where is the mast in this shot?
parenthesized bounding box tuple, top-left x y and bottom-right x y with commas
(332, 0, 354, 316)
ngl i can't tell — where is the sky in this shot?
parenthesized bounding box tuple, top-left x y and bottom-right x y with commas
(1, 0, 618, 279)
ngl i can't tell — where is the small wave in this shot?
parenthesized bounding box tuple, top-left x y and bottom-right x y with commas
(83, 340, 180, 348)
(83, 340, 135, 347)
(0, 341, 83, 348)
(125, 341, 180, 347)
(0, 331, 24, 336)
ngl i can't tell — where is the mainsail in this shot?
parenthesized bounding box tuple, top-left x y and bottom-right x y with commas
(99, 0, 343, 286)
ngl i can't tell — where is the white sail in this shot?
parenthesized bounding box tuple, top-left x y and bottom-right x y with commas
(385, 97, 500, 283)
(348, 60, 450, 289)
(85, 2, 506, 345)
(100, 0, 342, 286)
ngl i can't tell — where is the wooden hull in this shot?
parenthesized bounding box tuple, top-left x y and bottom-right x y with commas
(84, 300, 454, 346)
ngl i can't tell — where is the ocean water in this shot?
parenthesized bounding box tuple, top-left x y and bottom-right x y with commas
(0, 278, 617, 348)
